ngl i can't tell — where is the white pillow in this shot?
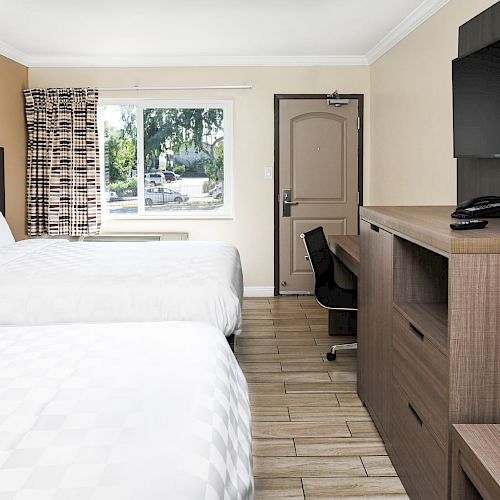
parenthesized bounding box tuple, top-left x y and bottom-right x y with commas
(0, 213, 15, 246)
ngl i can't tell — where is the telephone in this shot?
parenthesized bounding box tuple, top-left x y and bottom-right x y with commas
(451, 196, 500, 218)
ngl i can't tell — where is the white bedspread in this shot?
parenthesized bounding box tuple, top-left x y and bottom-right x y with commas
(0, 239, 243, 336)
(0, 321, 253, 499)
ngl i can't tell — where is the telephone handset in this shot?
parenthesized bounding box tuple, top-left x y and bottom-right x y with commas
(452, 195, 500, 218)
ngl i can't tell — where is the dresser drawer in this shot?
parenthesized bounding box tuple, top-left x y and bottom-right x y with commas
(393, 310, 448, 448)
(391, 383, 447, 500)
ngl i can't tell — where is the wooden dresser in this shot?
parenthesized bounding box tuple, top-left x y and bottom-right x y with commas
(452, 424, 500, 499)
(358, 206, 500, 500)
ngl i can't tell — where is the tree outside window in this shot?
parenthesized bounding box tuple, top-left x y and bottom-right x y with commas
(99, 101, 232, 217)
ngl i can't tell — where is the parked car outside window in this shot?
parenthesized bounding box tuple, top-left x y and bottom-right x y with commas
(144, 187, 189, 207)
(163, 171, 177, 183)
(107, 191, 121, 203)
(209, 182, 224, 200)
(145, 172, 165, 186)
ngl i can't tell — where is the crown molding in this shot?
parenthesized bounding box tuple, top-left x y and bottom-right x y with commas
(0, 40, 29, 66)
(366, 0, 450, 64)
(0, 0, 449, 69)
(25, 54, 369, 68)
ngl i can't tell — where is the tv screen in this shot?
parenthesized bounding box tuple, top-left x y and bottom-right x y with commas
(453, 40, 500, 158)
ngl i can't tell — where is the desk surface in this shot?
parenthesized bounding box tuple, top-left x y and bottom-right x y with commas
(329, 235, 360, 277)
(361, 206, 500, 255)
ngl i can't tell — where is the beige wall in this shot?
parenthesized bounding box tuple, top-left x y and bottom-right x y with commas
(0, 55, 28, 239)
(370, 0, 499, 206)
(29, 66, 370, 288)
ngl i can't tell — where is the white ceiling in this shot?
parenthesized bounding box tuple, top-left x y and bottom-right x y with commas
(0, 0, 449, 66)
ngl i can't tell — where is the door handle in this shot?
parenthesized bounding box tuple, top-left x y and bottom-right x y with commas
(283, 189, 298, 217)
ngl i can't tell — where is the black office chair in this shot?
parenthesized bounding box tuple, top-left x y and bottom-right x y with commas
(301, 227, 357, 361)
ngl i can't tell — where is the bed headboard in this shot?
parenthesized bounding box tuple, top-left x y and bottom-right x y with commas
(0, 147, 4, 216)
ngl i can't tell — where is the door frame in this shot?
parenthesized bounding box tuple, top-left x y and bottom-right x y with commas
(273, 93, 364, 296)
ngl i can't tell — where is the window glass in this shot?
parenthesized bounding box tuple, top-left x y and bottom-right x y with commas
(99, 102, 231, 218)
(100, 105, 138, 214)
(143, 107, 225, 214)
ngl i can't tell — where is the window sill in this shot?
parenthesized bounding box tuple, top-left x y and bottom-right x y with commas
(103, 214, 234, 221)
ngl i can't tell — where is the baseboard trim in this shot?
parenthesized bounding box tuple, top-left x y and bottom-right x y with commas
(244, 286, 275, 297)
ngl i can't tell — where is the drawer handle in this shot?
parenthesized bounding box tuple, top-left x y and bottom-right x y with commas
(370, 224, 379, 232)
(409, 323, 424, 341)
(408, 403, 423, 426)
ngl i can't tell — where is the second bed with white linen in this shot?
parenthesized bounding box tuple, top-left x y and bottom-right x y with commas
(0, 238, 243, 336)
(0, 321, 253, 499)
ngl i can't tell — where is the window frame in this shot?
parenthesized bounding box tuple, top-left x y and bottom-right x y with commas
(98, 98, 234, 220)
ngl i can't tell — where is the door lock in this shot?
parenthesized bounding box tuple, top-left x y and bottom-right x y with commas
(283, 189, 299, 217)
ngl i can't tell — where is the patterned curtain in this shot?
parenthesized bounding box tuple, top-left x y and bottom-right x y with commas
(24, 88, 101, 236)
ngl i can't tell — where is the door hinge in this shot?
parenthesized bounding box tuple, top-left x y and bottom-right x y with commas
(357, 116, 361, 130)
(357, 192, 360, 205)
(277, 193, 280, 203)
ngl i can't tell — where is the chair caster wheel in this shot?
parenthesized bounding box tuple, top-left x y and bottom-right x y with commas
(326, 351, 336, 361)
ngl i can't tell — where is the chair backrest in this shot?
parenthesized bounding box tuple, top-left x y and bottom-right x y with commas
(302, 227, 357, 309)
(302, 226, 335, 288)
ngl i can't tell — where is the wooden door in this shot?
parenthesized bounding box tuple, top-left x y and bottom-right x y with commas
(278, 98, 360, 294)
(358, 219, 393, 436)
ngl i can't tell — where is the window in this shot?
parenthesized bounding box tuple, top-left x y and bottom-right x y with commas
(98, 100, 232, 218)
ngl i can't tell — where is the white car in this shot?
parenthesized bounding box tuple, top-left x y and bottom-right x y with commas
(145, 187, 189, 207)
(145, 172, 165, 186)
(209, 183, 223, 200)
(107, 191, 121, 202)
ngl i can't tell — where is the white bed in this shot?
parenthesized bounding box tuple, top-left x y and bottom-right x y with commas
(0, 238, 243, 336)
(0, 321, 253, 499)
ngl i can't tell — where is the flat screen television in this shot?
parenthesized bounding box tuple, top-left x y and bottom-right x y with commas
(453, 39, 500, 158)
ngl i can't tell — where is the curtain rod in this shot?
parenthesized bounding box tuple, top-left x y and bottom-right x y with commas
(97, 84, 253, 91)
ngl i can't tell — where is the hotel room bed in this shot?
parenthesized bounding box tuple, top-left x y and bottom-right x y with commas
(0, 238, 243, 336)
(0, 321, 253, 499)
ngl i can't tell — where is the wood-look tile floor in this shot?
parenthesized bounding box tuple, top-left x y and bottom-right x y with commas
(236, 296, 408, 500)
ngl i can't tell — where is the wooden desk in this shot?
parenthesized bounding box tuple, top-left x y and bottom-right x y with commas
(452, 425, 500, 500)
(328, 235, 360, 335)
(329, 235, 360, 276)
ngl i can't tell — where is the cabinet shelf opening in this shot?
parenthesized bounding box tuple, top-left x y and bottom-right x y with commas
(393, 236, 449, 353)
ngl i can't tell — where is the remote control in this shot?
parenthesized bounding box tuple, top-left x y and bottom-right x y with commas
(450, 219, 488, 230)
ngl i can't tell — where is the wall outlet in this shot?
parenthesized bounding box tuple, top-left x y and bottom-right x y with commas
(264, 166, 273, 179)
